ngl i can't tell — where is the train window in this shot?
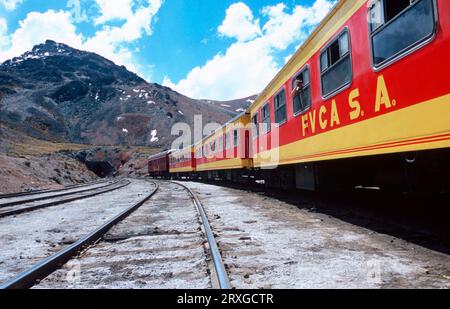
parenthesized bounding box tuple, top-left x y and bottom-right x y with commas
(218, 136, 223, 151)
(252, 114, 259, 139)
(369, 0, 384, 31)
(369, 0, 437, 69)
(320, 29, 352, 98)
(292, 66, 311, 115)
(261, 103, 271, 134)
(274, 89, 287, 125)
(328, 40, 341, 65)
(320, 52, 328, 72)
(225, 132, 231, 150)
(233, 129, 239, 147)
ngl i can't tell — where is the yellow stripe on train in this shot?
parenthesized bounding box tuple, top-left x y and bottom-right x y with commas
(254, 94, 450, 167)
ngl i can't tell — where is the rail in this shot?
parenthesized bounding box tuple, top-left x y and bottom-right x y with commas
(0, 180, 130, 218)
(172, 181, 231, 289)
(0, 181, 159, 289)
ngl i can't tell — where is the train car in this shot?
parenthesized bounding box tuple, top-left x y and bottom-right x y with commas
(195, 113, 252, 182)
(248, 0, 450, 191)
(148, 151, 172, 178)
(169, 146, 196, 178)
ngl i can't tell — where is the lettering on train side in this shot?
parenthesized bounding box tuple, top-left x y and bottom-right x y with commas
(300, 75, 398, 138)
(319, 105, 328, 130)
(348, 88, 362, 120)
(301, 114, 309, 136)
(330, 100, 340, 127)
(308, 110, 317, 134)
(375, 75, 395, 112)
(301, 100, 341, 137)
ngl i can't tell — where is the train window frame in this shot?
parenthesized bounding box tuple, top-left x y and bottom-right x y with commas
(225, 132, 231, 150)
(218, 135, 223, 152)
(261, 103, 271, 135)
(251, 113, 259, 139)
(368, 0, 438, 71)
(319, 27, 353, 100)
(292, 64, 312, 117)
(274, 87, 287, 126)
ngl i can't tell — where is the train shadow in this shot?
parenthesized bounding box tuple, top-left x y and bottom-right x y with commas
(190, 179, 450, 255)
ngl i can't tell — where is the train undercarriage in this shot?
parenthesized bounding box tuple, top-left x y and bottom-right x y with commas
(153, 149, 449, 194)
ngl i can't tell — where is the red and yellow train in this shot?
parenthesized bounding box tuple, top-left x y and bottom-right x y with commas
(149, 0, 450, 192)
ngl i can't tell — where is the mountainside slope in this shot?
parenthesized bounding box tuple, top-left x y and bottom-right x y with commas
(0, 40, 253, 149)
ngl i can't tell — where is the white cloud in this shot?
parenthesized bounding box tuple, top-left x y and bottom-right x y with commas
(0, 10, 84, 61)
(0, 18, 8, 49)
(164, 39, 278, 100)
(218, 2, 261, 42)
(83, 0, 162, 75)
(165, 0, 335, 100)
(0, 0, 163, 80)
(284, 53, 293, 64)
(94, 0, 134, 25)
(0, 0, 23, 11)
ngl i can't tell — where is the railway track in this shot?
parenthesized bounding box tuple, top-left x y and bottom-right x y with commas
(0, 180, 130, 218)
(0, 180, 118, 208)
(2, 181, 230, 289)
(0, 179, 112, 200)
(0, 181, 159, 289)
(172, 181, 230, 289)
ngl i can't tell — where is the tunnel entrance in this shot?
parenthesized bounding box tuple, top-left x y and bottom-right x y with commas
(84, 161, 116, 178)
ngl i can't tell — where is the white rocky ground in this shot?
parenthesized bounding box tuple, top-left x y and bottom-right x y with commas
(184, 182, 450, 289)
(3, 180, 448, 289)
(36, 182, 211, 289)
(0, 179, 154, 284)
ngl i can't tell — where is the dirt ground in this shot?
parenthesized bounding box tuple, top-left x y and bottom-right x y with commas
(184, 182, 450, 289)
(0, 154, 98, 194)
(0, 123, 159, 193)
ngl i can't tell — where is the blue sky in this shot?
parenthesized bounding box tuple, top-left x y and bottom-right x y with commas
(0, 0, 335, 100)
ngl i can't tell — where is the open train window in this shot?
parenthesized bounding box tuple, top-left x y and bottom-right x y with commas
(261, 103, 271, 134)
(320, 29, 352, 99)
(369, 0, 437, 69)
(292, 66, 311, 116)
(274, 89, 287, 125)
(252, 113, 259, 139)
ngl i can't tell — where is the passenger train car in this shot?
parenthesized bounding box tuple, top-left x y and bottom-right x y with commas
(150, 0, 450, 192)
(148, 151, 172, 178)
(169, 146, 196, 177)
(194, 114, 252, 182)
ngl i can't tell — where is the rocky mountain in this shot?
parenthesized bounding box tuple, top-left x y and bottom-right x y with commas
(0, 40, 254, 149)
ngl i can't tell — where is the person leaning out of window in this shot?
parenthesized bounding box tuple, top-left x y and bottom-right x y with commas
(291, 76, 304, 98)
